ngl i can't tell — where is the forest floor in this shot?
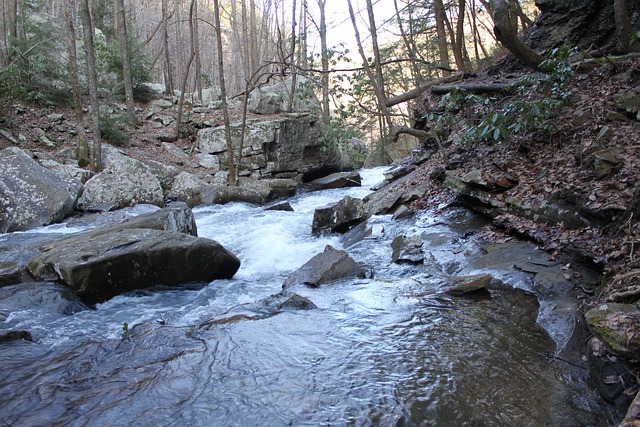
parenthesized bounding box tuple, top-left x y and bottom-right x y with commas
(0, 55, 639, 307)
(404, 54, 640, 306)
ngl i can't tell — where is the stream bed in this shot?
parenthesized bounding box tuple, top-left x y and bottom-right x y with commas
(0, 168, 608, 426)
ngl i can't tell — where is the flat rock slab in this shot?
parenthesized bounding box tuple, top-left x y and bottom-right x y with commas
(439, 273, 493, 295)
(308, 171, 361, 191)
(282, 245, 366, 289)
(27, 228, 240, 305)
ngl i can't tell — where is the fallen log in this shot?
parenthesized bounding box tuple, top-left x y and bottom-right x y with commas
(385, 72, 465, 107)
(430, 83, 511, 95)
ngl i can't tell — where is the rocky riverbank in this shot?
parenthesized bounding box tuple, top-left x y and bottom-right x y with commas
(1, 55, 640, 423)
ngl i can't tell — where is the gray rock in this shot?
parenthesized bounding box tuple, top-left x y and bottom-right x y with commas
(151, 99, 174, 109)
(197, 114, 337, 180)
(439, 274, 493, 295)
(249, 76, 319, 115)
(40, 159, 92, 183)
(140, 158, 182, 192)
(312, 196, 365, 234)
(391, 235, 424, 264)
(168, 172, 209, 207)
(265, 201, 294, 212)
(249, 91, 284, 114)
(79, 145, 164, 210)
(195, 153, 221, 170)
(308, 171, 361, 191)
(162, 142, 195, 166)
(0, 147, 82, 232)
(282, 245, 366, 289)
(27, 228, 240, 305)
(258, 178, 297, 198)
(614, 89, 640, 117)
(207, 185, 265, 205)
(157, 131, 177, 143)
(364, 169, 430, 216)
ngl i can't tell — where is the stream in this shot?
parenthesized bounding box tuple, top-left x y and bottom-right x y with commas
(0, 167, 608, 426)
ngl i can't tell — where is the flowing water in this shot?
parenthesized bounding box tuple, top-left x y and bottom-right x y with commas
(0, 168, 608, 426)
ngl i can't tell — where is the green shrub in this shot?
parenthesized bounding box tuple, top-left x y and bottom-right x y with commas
(100, 114, 129, 145)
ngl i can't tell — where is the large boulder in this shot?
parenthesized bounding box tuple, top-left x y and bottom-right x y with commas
(0, 205, 197, 288)
(312, 196, 365, 234)
(249, 76, 319, 115)
(0, 147, 82, 232)
(168, 171, 210, 207)
(364, 168, 431, 217)
(27, 228, 241, 305)
(79, 145, 164, 210)
(197, 114, 339, 180)
(307, 171, 361, 191)
(282, 245, 366, 289)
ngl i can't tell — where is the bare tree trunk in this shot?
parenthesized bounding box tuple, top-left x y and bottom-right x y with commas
(299, 0, 308, 69)
(193, 0, 202, 100)
(317, 0, 330, 124)
(453, 0, 469, 71)
(434, 0, 451, 75)
(347, 0, 393, 163)
(173, 0, 183, 95)
(174, 0, 196, 141)
(161, 0, 174, 96)
(287, 0, 298, 113)
(80, 0, 102, 172)
(241, 0, 251, 81)
(614, 0, 632, 53)
(490, 0, 545, 70)
(213, 0, 236, 185)
(64, 0, 89, 167)
(114, 0, 136, 124)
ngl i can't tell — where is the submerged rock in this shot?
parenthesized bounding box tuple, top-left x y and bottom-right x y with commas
(282, 245, 367, 289)
(27, 228, 240, 305)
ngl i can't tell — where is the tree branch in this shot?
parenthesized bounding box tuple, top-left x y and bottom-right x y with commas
(385, 72, 466, 107)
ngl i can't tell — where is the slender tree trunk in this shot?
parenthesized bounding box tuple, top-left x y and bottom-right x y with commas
(241, 0, 250, 81)
(161, 0, 174, 96)
(347, 0, 392, 163)
(64, 0, 89, 167)
(213, 0, 236, 185)
(317, 0, 330, 123)
(193, 0, 202, 100)
(173, 0, 183, 96)
(249, 0, 259, 75)
(80, 0, 102, 172)
(287, 0, 298, 113)
(114, 0, 136, 124)
(452, 0, 468, 71)
(434, 0, 451, 75)
(299, 0, 308, 69)
(174, 0, 196, 141)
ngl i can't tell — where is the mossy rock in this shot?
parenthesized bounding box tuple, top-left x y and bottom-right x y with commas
(585, 303, 640, 359)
